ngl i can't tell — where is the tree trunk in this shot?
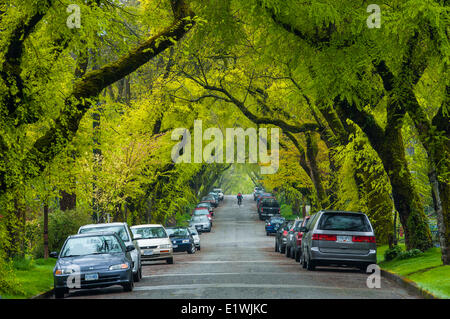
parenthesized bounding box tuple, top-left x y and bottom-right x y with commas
(60, 190, 76, 211)
(43, 204, 49, 259)
(338, 99, 432, 251)
(305, 132, 329, 209)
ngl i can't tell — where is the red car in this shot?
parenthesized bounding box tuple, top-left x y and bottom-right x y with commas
(293, 216, 310, 262)
(193, 207, 213, 222)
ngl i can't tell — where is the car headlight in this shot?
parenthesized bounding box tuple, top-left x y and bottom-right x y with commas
(159, 244, 171, 249)
(109, 263, 129, 270)
(55, 268, 77, 275)
(182, 239, 190, 243)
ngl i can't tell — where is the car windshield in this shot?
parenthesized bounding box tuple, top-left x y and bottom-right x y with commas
(317, 213, 371, 232)
(166, 228, 189, 237)
(189, 228, 198, 235)
(61, 235, 123, 257)
(197, 203, 210, 207)
(262, 199, 279, 207)
(80, 225, 129, 242)
(132, 227, 167, 239)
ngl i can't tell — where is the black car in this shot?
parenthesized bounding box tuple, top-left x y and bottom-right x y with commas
(274, 220, 294, 254)
(259, 198, 280, 220)
(51, 232, 135, 298)
(166, 227, 196, 254)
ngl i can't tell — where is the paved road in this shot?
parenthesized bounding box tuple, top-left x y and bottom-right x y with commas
(64, 195, 418, 299)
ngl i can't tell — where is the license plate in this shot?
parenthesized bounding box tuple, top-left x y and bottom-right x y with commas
(172, 245, 178, 248)
(144, 250, 153, 256)
(85, 273, 98, 281)
(337, 235, 352, 243)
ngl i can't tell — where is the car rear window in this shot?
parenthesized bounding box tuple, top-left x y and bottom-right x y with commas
(317, 213, 371, 232)
(261, 199, 279, 207)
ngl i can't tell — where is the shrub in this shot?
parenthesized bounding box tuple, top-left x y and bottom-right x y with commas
(12, 256, 35, 271)
(384, 245, 403, 261)
(397, 249, 424, 260)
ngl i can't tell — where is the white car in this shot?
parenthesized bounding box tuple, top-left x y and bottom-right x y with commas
(130, 224, 174, 264)
(213, 188, 224, 201)
(188, 227, 201, 250)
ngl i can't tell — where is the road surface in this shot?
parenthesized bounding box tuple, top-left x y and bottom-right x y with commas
(63, 195, 418, 299)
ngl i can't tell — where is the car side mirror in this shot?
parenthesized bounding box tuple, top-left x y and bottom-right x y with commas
(49, 251, 59, 258)
(126, 245, 135, 252)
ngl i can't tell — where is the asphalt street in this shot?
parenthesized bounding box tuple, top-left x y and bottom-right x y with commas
(63, 195, 419, 299)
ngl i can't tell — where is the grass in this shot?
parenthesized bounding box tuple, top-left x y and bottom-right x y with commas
(377, 244, 450, 299)
(1, 258, 56, 299)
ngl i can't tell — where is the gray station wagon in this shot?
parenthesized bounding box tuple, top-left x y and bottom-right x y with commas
(300, 210, 377, 272)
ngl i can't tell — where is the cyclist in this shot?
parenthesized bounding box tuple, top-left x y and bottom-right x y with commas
(237, 193, 243, 206)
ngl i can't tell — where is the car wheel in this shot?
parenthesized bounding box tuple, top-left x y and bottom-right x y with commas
(275, 240, 278, 252)
(123, 274, 134, 292)
(301, 253, 307, 269)
(285, 246, 290, 257)
(280, 243, 285, 254)
(295, 249, 301, 262)
(187, 243, 195, 254)
(167, 257, 174, 264)
(197, 246, 201, 251)
(266, 232, 269, 236)
(306, 255, 315, 271)
(133, 264, 142, 282)
(54, 287, 65, 299)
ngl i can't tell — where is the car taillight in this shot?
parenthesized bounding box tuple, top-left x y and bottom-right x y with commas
(352, 236, 376, 243)
(312, 233, 337, 241)
(283, 230, 288, 236)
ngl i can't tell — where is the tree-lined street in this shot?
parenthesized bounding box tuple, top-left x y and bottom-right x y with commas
(60, 196, 417, 299)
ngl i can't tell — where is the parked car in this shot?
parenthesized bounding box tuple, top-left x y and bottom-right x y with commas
(274, 220, 294, 254)
(78, 222, 142, 282)
(196, 202, 214, 215)
(188, 227, 201, 250)
(202, 195, 218, 208)
(130, 224, 173, 264)
(166, 227, 196, 254)
(292, 216, 311, 262)
(189, 215, 212, 233)
(213, 188, 224, 201)
(256, 193, 274, 211)
(193, 208, 213, 224)
(51, 232, 135, 298)
(258, 198, 280, 220)
(300, 210, 377, 272)
(265, 215, 285, 236)
(285, 219, 304, 258)
(208, 192, 220, 205)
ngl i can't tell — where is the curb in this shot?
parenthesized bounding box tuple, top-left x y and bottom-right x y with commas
(31, 288, 54, 299)
(380, 269, 439, 299)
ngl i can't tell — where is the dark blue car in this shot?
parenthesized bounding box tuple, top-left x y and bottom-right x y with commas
(166, 227, 196, 254)
(265, 216, 285, 236)
(51, 231, 135, 298)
